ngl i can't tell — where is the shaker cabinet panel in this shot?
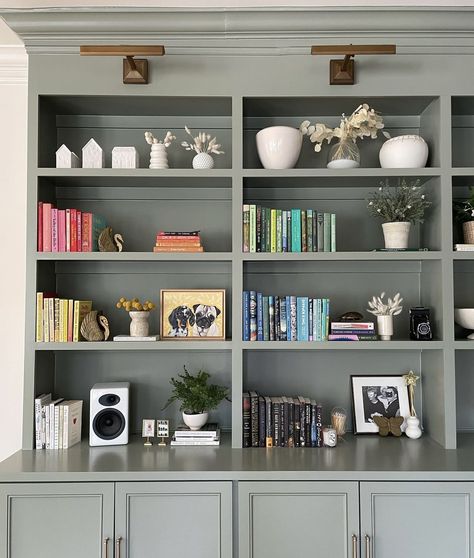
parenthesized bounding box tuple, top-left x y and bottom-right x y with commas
(360, 482, 474, 558)
(239, 481, 359, 558)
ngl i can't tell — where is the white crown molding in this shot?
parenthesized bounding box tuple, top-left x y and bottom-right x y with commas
(0, 45, 27, 83)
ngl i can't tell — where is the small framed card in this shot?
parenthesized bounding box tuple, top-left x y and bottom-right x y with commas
(157, 419, 170, 439)
(142, 419, 155, 438)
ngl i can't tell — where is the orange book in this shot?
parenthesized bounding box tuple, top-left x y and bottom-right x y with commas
(153, 246, 204, 252)
(155, 240, 202, 247)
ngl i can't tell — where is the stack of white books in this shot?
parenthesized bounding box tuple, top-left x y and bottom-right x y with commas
(170, 423, 221, 446)
(34, 393, 83, 450)
(455, 244, 474, 251)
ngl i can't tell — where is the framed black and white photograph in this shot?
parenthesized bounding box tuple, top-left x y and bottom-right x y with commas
(351, 375, 410, 434)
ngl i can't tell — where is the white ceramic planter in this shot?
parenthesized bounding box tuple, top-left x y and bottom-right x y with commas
(377, 314, 394, 341)
(379, 135, 429, 168)
(192, 152, 214, 169)
(149, 143, 169, 169)
(256, 126, 303, 169)
(129, 311, 150, 337)
(382, 221, 411, 249)
(405, 416, 422, 439)
(454, 308, 474, 339)
(182, 411, 209, 431)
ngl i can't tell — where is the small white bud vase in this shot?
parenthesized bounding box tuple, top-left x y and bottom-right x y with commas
(377, 315, 394, 341)
(149, 143, 169, 169)
(379, 135, 429, 168)
(182, 411, 209, 431)
(192, 152, 215, 169)
(405, 416, 422, 439)
(129, 311, 150, 337)
(382, 221, 411, 249)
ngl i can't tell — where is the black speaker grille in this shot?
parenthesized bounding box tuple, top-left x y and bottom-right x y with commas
(93, 408, 126, 440)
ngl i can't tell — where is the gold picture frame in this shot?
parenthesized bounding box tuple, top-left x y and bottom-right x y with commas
(160, 289, 226, 340)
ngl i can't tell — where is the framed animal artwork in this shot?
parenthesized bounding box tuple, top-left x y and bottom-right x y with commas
(160, 289, 226, 340)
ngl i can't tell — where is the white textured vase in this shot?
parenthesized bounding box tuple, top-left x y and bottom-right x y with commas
(192, 152, 214, 169)
(256, 126, 303, 169)
(377, 315, 394, 341)
(129, 311, 150, 337)
(149, 143, 169, 169)
(382, 221, 411, 249)
(405, 416, 422, 439)
(379, 135, 429, 168)
(182, 411, 209, 431)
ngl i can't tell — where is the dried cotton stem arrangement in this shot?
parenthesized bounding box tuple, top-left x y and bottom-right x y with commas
(144, 131, 176, 147)
(367, 292, 403, 317)
(181, 126, 224, 155)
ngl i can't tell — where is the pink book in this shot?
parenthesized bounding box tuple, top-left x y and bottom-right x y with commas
(42, 203, 53, 252)
(76, 211, 82, 252)
(65, 209, 71, 252)
(37, 202, 43, 252)
(70, 209, 77, 252)
(51, 208, 58, 252)
(58, 210, 66, 252)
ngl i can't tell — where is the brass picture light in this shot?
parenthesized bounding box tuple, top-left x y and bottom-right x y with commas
(311, 44, 396, 85)
(80, 45, 165, 84)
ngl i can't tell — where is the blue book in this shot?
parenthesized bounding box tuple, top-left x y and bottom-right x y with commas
(296, 297, 309, 341)
(282, 210, 288, 252)
(291, 209, 301, 252)
(280, 296, 287, 341)
(257, 292, 264, 341)
(322, 298, 327, 341)
(285, 295, 291, 341)
(268, 295, 275, 341)
(242, 291, 250, 341)
(324, 298, 330, 340)
(263, 296, 270, 341)
(315, 298, 322, 341)
(308, 299, 313, 341)
(249, 291, 257, 341)
(289, 296, 297, 341)
(312, 298, 317, 341)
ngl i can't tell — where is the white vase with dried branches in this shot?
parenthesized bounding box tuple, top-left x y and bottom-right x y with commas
(145, 131, 176, 169)
(367, 292, 404, 341)
(181, 126, 224, 169)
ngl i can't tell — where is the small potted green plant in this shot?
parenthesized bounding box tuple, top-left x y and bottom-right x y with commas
(367, 178, 432, 249)
(453, 187, 474, 244)
(163, 366, 230, 430)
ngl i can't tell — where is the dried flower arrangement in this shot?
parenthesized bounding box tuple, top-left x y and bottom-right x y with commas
(453, 187, 474, 224)
(181, 126, 224, 155)
(367, 292, 403, 317)
(144, 131, 176, 147)
(367, 178, 432, 223)
(300, 103, 389, 153)
(116, 297, 156, 312)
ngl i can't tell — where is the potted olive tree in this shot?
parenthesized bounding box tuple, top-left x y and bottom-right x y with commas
(367, 178, 431, 250)
(163, 366, 230, 430)
(454, 187, 474, 244)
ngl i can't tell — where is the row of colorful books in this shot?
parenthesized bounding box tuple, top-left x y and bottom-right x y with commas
(170, 423, 221, 446)
(38, 202, 106, 252)
(153, 230, 204, 253)
(242, 205, 336, 253)
(329, 321, 377, 341)
(34, 393, 83, 449)
(36, 293, 92, 342)
(243, 392, 322, 448)
(242, 292, 330, 341)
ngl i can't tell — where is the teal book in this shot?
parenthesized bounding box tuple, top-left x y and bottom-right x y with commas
(331, 213, 336, 252)
(323, 213, 331, 252)
(249, 205, 256, 253)
(263, 296, 270, 341)
(91, 214, 107, 252)
(307, 209, 313, 252)
(296, 297, 309, 341)
(317, 212, 324, 252)
(291, 209, 301, 252)
(315, 298, 322, 341)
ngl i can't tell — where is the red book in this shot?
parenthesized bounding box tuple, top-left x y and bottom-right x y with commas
(70, 208, 77, 252)
(76, 210, 82, 252)
(156, 235, 201, 241)
(51, 208, 58, 252)
(153, 246, 204, 252)
(42, 203, 53, 252)
(82, 212, 91, 252)
(37, 202, 43, 252)
(65, 209, 71, 252)
(58, 210, 66, 252)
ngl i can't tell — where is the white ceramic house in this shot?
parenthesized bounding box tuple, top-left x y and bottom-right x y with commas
(82, 138, 105, 168)
(56, 144, 80, 168)
(112, 146, 139, 169)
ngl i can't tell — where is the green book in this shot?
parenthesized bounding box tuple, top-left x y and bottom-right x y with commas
(276, 209, 283, 252)
(291, 209, 301, 252)
(265, 208, 271, 252)
(331, 213, 336, 252)
(317, 212, 324, 252)
(270, 209, 277, 252)
(249, 204, 256, 253)
(261, 206, 267, 252)
(323, 213, 331, 252)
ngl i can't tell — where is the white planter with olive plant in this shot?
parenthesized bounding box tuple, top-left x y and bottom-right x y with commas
(367, 292, 404, 341)
(163, 367, 230, 430)
(367, 178, 432, 250)
(181, 126, 224, 169)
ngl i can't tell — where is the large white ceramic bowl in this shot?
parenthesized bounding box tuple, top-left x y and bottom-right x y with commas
(256, 126, 303, 169)
(454, 308, 474, 339)
(379, 135, 429, 168)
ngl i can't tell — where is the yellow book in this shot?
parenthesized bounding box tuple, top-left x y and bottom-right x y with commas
(54, 298, 60, 343)
(73, 300, 93, 342)
(270, 209, 277, 253)
(43, 298, 49, 343)
(36, 292, 43, 342)
(48, 298, 55, 342)
(63, 300, 69, 342)
(59, 299, 64, 343)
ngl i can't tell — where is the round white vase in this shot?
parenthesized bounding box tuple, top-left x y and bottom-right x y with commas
(129, 311, 150, 337)
(379, 135, 429, 168)
(149, 143, 169, 169)
(405, 416, 422, 439)
(192, 152, 214, 169)
(377, 314, 394, 341)
(382, 221, 411, 249)
(182, 411, 209, 431)
(256, 126, 303, 169)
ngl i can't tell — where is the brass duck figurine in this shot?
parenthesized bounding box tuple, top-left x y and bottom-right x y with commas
(80, 311, 110, 342)
(98, 227, 124, 252)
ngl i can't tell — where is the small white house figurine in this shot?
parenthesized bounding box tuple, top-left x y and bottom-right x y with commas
(144, 131, 176, 169)
(56, 144, 80, 168)
(82, 138, 105, 169)
(112, 147, 139, 169)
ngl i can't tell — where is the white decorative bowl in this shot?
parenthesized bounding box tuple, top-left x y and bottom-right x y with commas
(454, 308, 474, 339)
(379, 135, 429, 168)
(256, 126, 303, 169)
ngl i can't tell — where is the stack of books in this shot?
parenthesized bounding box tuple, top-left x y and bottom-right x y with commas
(34, 394, 83, 449)
(328, 321, 377, 341)
(38, 202, 106, 252)
(242, 205, 336, 253)
(153, 230, 204, 253)
(170, 423, 221, 446)
(455, 244, 474, 251)
(243, 392, 322, 448)
(36, 293, 92, 342)
(242, 291, 330, 341)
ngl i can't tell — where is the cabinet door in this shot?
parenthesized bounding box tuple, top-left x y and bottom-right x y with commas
(239, 481, 359, 558)
(115, 481, 232, 558)
(360, 482, 474, 558)
(0, 482, 114, 558)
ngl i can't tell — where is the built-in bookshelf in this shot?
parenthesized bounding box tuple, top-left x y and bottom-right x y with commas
(24, 88, 474, 451)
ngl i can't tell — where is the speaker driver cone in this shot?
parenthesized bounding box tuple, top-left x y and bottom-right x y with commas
(93, 408, 126, 440)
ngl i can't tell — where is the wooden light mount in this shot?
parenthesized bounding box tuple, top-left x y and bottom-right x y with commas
(80, 45, 165, 84)
(311, 44, 396, 85)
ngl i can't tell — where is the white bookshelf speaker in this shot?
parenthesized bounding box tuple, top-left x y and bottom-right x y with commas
(89, 382, 130, 446)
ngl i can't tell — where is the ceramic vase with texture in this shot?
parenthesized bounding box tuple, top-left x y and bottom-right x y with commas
(129, 311, 150, 337)
(379, 135, 429, 168)
(182, 411, 209, 431)
(192, 152, 214, 169)
(327, 138, 360, 169)
(149, 143, 169, 169)
(382, 221, 411, 249)
(377, 314, 394, 341)
(405, 416, 422, 439)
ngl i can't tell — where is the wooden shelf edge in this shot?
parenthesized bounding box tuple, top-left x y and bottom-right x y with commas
(34, 341, 234, 351)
